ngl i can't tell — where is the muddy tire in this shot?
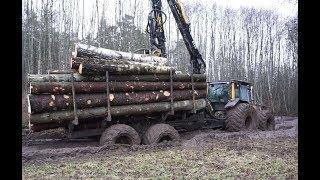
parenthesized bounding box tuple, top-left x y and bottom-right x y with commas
(256, 110, 267, 130)
(265, 113, 275, 130)
(99, 124, 141, 146)
(255, 109, 275, 131)
(143, 123, 180, 145)
(225, 103, 258, 132)
(259, 110, 275, 131)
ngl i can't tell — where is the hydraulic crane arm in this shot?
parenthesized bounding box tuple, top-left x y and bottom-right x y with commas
(147, 0, 167, 57)
(147, 0, 206, 74)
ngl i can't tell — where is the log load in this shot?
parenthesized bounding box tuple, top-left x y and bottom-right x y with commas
(28, 90, 207, 113)
(26, 43, 209, 133)
(27, 73, 206, 82)
(30, 81, 207, 94)
(77, 57, 173, 75)
(73, 43, 168, 65)
(29, 99, 207, 124)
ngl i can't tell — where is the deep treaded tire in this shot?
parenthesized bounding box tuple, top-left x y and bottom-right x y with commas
(256, 109, 275, 131)
(225, 103, 258, 131)
(265, 112, 275, 130)
(144, 123, 180, 145)
(100, 124, 141, 146)
(259, 110, 275, 131)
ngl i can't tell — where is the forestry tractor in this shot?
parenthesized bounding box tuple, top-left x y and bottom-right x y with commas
(144, 0, 275, 132)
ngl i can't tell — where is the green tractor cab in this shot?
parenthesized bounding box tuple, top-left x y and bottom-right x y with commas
(207, 80, 253, 120)
(208, 80, 253, 104)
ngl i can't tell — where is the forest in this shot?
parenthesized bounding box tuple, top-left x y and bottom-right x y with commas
(22, 0, 298, 115)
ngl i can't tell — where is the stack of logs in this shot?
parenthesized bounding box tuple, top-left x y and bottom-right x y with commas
(27, 43, 207, 132)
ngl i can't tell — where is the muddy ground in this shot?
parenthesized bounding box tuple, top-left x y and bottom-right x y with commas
(22, 116, 298, 179)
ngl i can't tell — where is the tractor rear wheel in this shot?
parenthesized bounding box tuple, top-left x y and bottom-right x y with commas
(265, 113, 275, 130)
(258, 110, 275, 131)
(225, 103, 258, 131)
(265, 111, 276, 131)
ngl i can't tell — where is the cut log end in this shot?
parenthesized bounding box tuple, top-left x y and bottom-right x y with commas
(109, 94, 114, 101)
(163, 91, 170, 96)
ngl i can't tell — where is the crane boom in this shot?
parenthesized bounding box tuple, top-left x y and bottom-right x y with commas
(147, 0, 206, 74)
(148, 0, 167, 57)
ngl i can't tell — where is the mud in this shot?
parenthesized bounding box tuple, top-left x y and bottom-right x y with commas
(22, 116, 298, 164)
(22, 128, 68, 141)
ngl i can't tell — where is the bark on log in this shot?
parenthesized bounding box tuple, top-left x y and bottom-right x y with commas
(27, 73, 105, 82)
(46, 70, 77, 74)
(78, 58, 173, 75)
(30, 81, 207, 94)
(71, 57, 162, 70)
(28, 73, 206, 82)
(74, 43, 168, 65)
(28, 90, 207, 113)
(71, 57, 164, 70)
(29, 99, 207, 124)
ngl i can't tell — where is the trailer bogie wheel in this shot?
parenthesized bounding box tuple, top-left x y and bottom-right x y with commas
(100, 124, 141, 146)
(225, 103, 258, 132)
(143, 123, 180, 145)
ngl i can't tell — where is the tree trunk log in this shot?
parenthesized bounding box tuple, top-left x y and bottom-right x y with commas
(30, 81, 207, 94)
(74, 43, 168, 65)
(27, 73, 105, 82)
(28, 90, 207, 113)
(71, 57, 165, 70)
(29, 99, 207, 124)
(28, 73, 206, 82)
(78, 58, 173, 75)
(71, 57, 162, 70)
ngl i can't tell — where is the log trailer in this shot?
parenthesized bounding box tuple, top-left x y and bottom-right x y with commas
(27, 0, 274, 146)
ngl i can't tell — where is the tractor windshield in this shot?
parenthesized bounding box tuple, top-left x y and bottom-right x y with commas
(208, 83, 229, 103)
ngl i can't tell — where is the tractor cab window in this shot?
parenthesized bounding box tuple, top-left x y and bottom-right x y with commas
(239, 84, 251, 102)
(208, 83, 229, 103)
